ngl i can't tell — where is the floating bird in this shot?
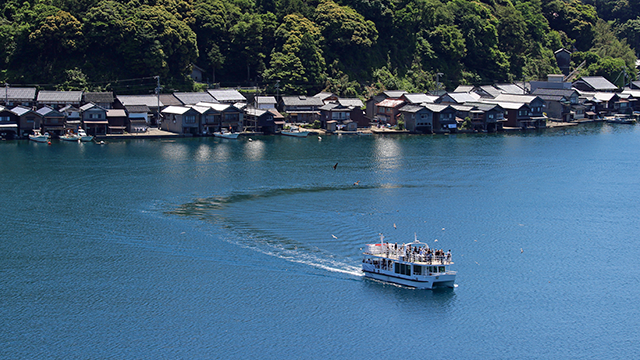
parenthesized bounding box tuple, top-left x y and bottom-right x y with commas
(434, 239, 438, 242)
(248, 138, 253, 141)
(332, 234, 337, 239)
(393, 223, 397, 229)
(521, 248, 524, 253)
(353, 180, 360, 185)
(442, 228, 445, 231)
(333, 162, 338, 170)
(318, 136, 322, 141)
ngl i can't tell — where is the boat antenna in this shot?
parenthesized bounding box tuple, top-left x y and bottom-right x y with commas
(414, 232, 417, 242)
(379, 233, 384, 245)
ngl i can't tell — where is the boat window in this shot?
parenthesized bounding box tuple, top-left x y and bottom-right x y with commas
(396, 263, 411, 276)
(394, 263, 400, 274)
(438, 266, 445, 273)
(413, 265, 422, 275)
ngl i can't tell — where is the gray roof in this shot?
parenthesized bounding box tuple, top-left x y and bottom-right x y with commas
(11, 105, 37, 116)
(494, 83, 526, 94)
(403, 93, 433, 104)
(281, 95, 324, 107)
(36, 106, 63, 116)
(493, 94, 540, 104)
(37, 90, 83, 103)
(173, 92, 215, 105)
(83, 92, 114, 104)
(125, 105, 150, 113)
(453, 85, 474, 93)
(158, 94, 183, 106)
(399, 104, 425, 113)
(256, 96, 277, 105)
(424, 104, 451, 112)
(441, 92, 480, 103)
(573, 76, 618, 91)
(532, 88, 578, 97)
(117, 95, 163, 107)
(207, 89, 246, 102)
(319, 103, 338, 111)
(474, 85, 502, 98)
(0, 87, 37, 101)
(314, 92, 336, 100)
(337, 98, 364, 107)
(107, 109, 127, 117)
(80, 103, 107, 112)
(383, 90, 407, 98)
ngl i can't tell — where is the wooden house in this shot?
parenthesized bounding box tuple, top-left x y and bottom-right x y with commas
(36, 106, 66, 137)
(161, 106, 201, 135)
(0, 106, 20, 139)
(365, 90, 406, 121)
(11, 105, 43, 137)
(106, 109, 128, 134)
(280, 95, 323, 123)
(399, 104, 434, 133)
(80, 103, 109, 135)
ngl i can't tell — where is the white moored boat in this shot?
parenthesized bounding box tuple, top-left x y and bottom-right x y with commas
(214, 130, 240, 139)
(77, 128, 94, 142)
(60, 131, 80, 142)
(362, 235, 456, 289)
(280, 126, 310, 137)
(29, 129, 50, 143)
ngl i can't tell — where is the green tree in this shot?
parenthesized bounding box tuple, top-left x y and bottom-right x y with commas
(263, 14, 325, 93)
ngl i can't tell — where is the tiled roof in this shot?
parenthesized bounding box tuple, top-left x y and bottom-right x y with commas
(475, 85, 502, 98)
(383, 90, 407, 98)
(117, 95, 163, 107)
(158, 94, 183, 106)
(403, 93, 433, 104)
(11, 105, 37, 116)
(574, 76, 618, 91)
(532, 88, 577, 97)
(282, 95, 324, 107)
(37, 90, 83, 103)
(0, 87, 37, 101)
(453, 85, 474, 93)
(125, 105, 150, 113)
(83, 92, 114, 104)
(256, 96, 277, 105)
(207, 89, 246, 102)
(493, 94, 540, 104)
(494, 84, 525, 94)
(174, 92, 215, 105)
(337, 98, 364, 107)
(399, 104, 424, 113)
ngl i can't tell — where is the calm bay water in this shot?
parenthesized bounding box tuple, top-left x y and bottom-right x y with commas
(2, 124, 640, 359)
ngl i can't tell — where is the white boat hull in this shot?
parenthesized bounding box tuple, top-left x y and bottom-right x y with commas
(363, 268, 456, 289)
(281, 131, 310, 137)
(79, 136, 93, 142)
(214, 132, 240, 139)
(29, 135, 49, 143)
(60, 135, 80, 142)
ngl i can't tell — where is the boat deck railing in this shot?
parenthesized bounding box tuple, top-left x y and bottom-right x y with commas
(364, 245, 453, 265)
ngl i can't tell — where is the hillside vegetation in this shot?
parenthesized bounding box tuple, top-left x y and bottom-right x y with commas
(0, 0, 637, 95)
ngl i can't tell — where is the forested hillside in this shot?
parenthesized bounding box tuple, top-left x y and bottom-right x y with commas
(0, 0, 637, 96)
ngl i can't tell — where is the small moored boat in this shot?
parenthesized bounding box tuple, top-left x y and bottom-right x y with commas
(78, 128, 94, 142)
(362, 234, 456, 289)
(280, 126, 310, 137)
(29, 129, 50, 143)
(60, 131, 80, 142)
(214, 130, 240, 139)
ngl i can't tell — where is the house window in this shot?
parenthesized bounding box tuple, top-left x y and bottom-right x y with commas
(224, 113, 239, 122)
(0, 116, 9, 122)
(90, 113, 101, 119)
(488, 114, 494, 119)
(185, 115, 196, 124)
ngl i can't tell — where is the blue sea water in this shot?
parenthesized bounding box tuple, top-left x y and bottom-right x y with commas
(2, 124, 640, 359)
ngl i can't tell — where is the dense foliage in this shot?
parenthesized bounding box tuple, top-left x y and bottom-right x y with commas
(0, 0, 637, 94)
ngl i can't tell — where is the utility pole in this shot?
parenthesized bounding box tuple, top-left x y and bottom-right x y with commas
(275, 80, 280, 111)
(154, 76, 161, 127)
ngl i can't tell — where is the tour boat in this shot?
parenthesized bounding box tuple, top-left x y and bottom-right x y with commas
(214, 130, 240, 139)
(29, 129, 50, 143)
(362, 235, 456, 289)
(280, 127, 310, 137)
(78, 128, 94, 142)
